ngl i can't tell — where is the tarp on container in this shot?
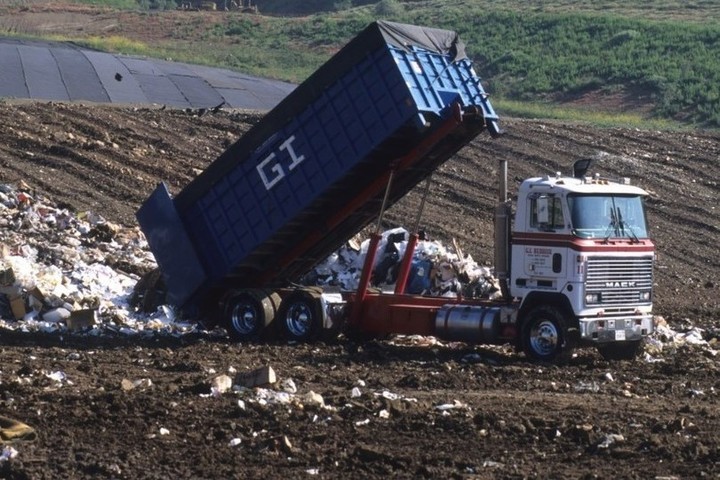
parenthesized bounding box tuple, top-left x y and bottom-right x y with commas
(374, 20, 467, 62)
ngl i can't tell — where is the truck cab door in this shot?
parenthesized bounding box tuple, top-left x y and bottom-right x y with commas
(511, 193, 569, 297)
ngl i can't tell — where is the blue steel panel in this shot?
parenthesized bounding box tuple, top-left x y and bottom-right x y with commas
(182, 43, 414, 281)
(136, 183, 207, 306)
(390, 45, 497, 120)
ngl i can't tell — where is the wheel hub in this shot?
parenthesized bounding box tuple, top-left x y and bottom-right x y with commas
(286, 303, 311, 337)
(231, 304, 257, 334)
(530, 320, 559, 357)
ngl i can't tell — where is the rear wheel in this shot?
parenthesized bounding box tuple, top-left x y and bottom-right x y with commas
(276, 291, 323, 342)
(223, 290, 279, 341)
(597, 339, 643, 361)
(521, 305, 574, 362)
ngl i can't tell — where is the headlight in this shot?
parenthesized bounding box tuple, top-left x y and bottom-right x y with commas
(585, 293, 600, 304)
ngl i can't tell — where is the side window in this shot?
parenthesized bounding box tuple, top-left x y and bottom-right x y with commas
(530, 194, 564, 230)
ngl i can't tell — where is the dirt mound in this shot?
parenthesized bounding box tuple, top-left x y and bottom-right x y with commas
(0, 101, 719, 478)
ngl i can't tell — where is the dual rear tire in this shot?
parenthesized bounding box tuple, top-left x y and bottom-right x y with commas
(222, 289, 323, 342)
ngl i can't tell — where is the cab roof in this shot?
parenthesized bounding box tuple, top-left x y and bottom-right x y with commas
(520, 174, 649, 196)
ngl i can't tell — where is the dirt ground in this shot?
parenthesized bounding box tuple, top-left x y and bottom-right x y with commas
(0, 100, 718, 479)
(0, 3, 719, 478)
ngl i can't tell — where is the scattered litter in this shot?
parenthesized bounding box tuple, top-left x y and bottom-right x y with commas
(121, 378, 152, 391)
(235, 366, 276, 389)
(435, 400, 467, 411)
(0, 446, 18, 462)
(281, 378, 297, 394)
(596, 433, 624, 449)
(159, 427, 170, 436)
(228, 438, 242, 447)
(45, 371, 67, 383)
(375, 390, 399, 401)
(303, 391, 325, 408)
(0, 416, 36, 444)
(574, 381, 600, 393)
(211, 375, 233, 396)
(254, 388, 292, 406)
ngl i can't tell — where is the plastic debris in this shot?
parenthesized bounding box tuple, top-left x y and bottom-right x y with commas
(0, 446, 18, 462)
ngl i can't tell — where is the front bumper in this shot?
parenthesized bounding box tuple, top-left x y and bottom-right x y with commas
(579, 315, 654, 344)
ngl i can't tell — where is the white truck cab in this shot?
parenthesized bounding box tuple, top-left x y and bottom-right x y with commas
(507, 169, 655, 359)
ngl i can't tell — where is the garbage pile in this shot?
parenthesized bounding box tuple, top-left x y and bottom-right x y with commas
(0, 182, 196, 337)
(300, 227, 502, 299)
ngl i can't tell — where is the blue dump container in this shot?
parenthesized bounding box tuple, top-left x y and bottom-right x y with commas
(137, 20, 500, 310)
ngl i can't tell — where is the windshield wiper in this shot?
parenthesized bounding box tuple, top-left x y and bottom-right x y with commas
(603, 207, 619, 242)
(616, 208, 639, 243)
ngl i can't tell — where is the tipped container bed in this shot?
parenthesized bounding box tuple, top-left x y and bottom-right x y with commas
(136, 20, 499, 311)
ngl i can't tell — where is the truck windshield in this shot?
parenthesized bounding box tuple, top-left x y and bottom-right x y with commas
(568, 194, 648, 240)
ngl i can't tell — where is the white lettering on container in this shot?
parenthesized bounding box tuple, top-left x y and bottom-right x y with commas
(256, 135, 306, 190)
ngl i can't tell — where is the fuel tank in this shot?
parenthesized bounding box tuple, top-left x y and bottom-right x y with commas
(434, 304, 503, 344)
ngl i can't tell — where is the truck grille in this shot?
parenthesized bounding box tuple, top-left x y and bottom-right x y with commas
(585, 256, 653, 305)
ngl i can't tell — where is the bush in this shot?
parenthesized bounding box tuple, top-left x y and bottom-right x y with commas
(375, 0, 403, 18)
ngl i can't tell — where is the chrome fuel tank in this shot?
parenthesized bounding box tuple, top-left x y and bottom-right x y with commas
(435, 305, 502, 344)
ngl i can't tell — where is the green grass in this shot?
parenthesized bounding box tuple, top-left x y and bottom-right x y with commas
(494, 99, 679, 130)
(77, 36, 152, 55)
(74, 0, 140, 8)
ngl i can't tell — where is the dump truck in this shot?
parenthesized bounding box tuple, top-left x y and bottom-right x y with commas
(137, 21, 654, 362)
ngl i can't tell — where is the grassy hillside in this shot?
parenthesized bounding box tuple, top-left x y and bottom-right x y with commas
(4, 0, 720, 127)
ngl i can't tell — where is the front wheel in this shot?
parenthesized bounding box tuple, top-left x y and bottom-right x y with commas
(276, 292, 323, 342)
(521, 306, 574, 362)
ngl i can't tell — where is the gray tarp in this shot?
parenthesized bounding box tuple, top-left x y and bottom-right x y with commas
(0, 37, 295, 110)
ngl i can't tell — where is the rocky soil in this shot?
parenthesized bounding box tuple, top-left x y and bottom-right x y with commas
(0, 100, 718, 479)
